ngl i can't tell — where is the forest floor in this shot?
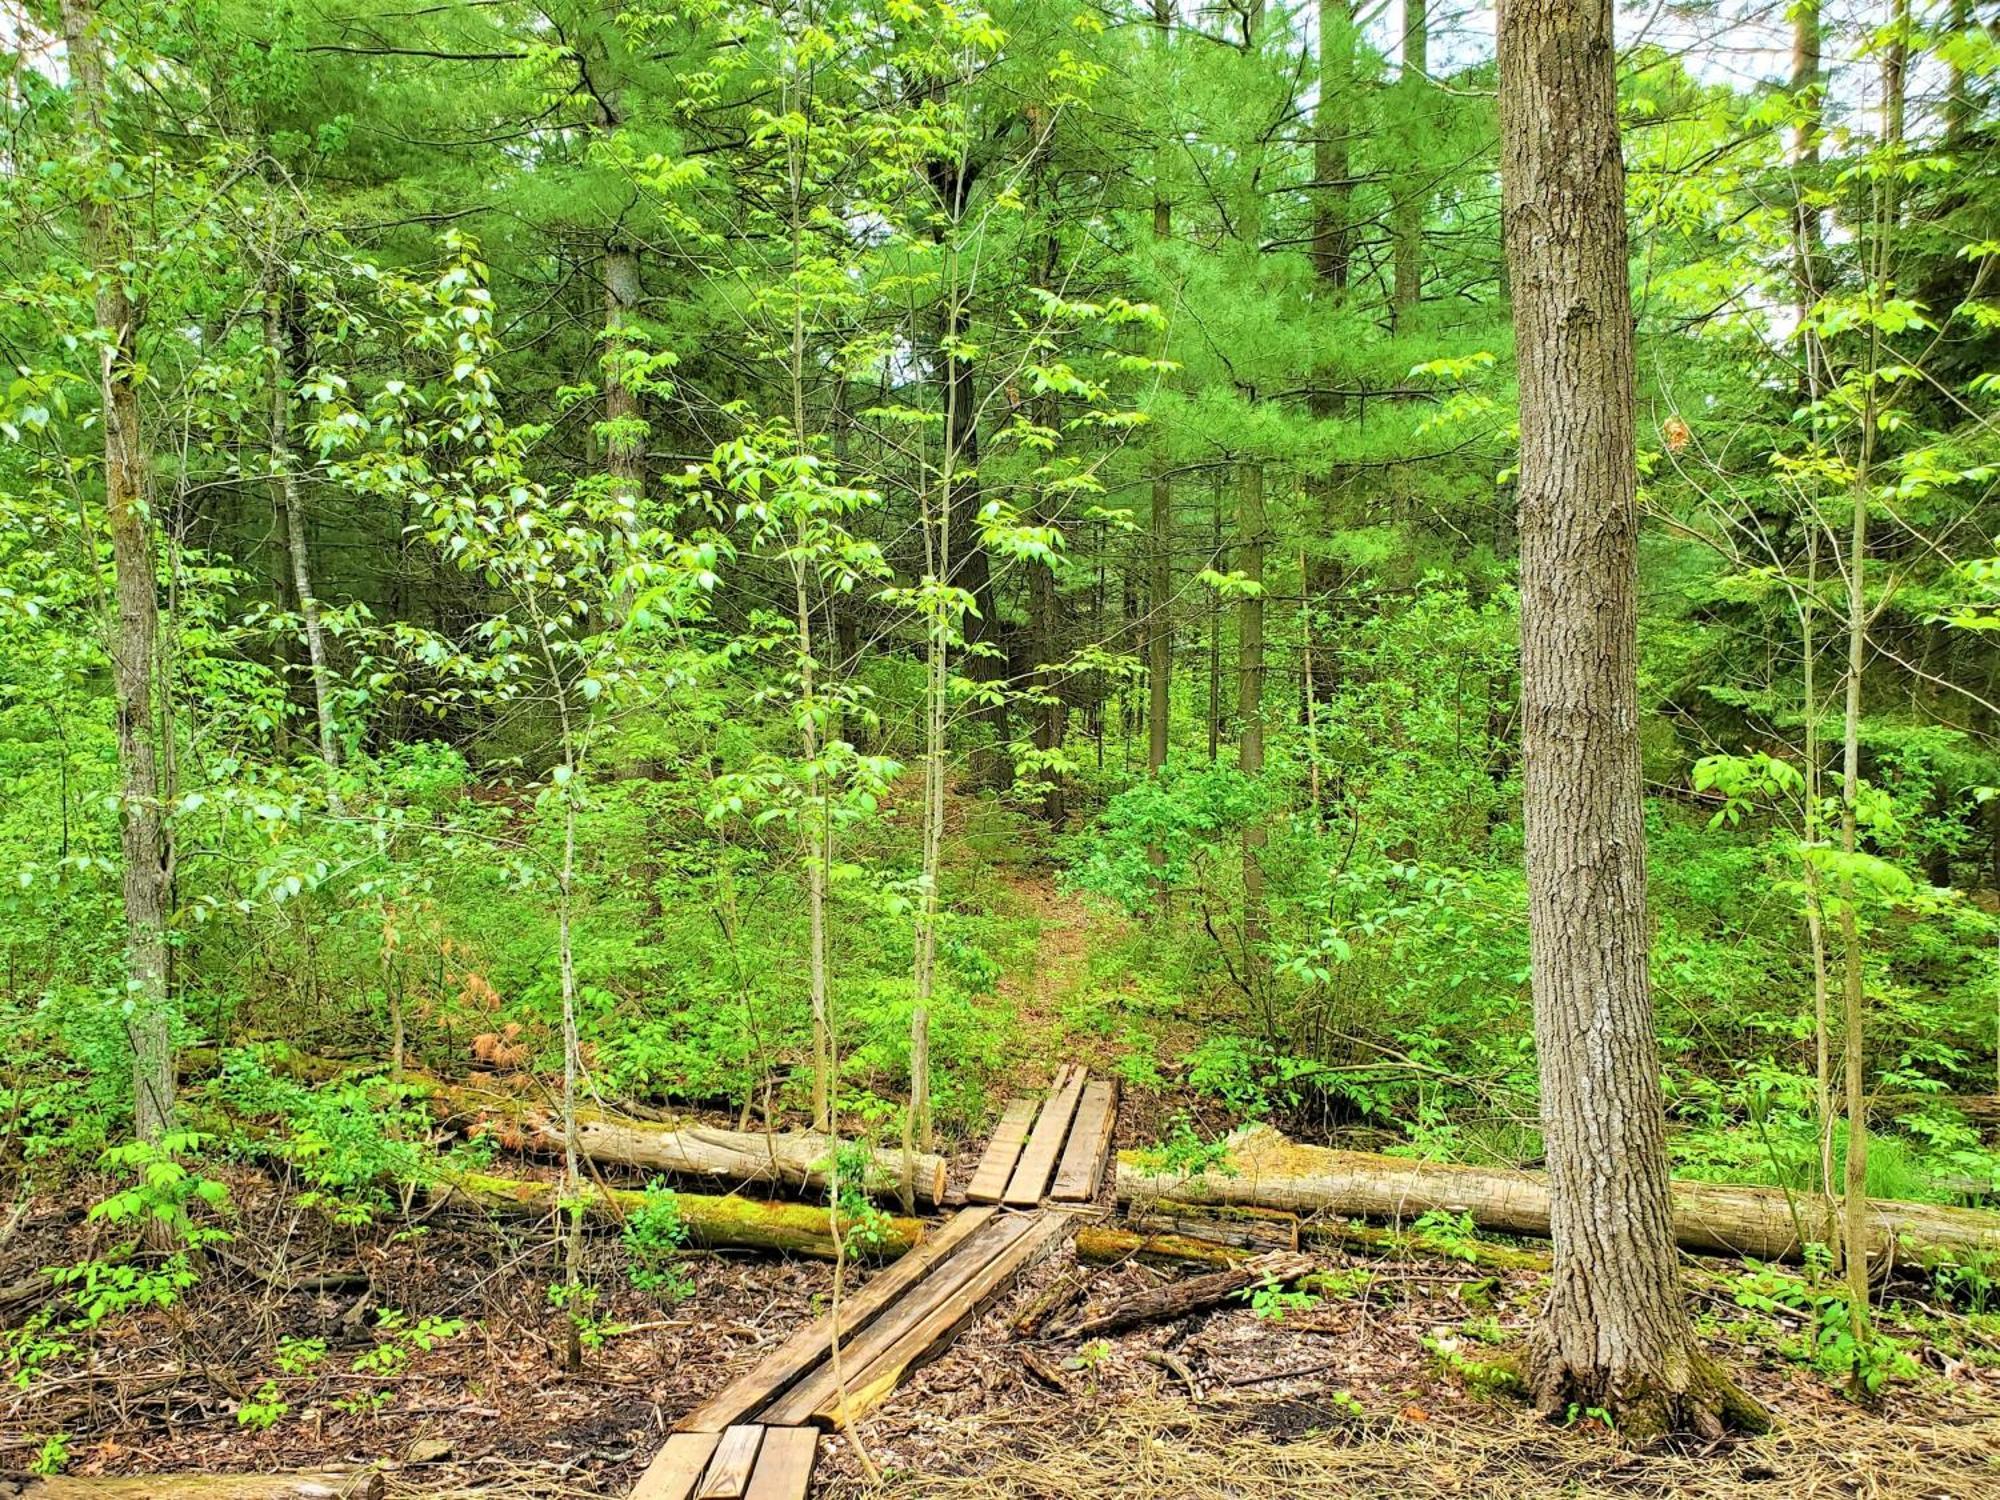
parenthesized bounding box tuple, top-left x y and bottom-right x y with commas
(4, 867, 1999, 1497)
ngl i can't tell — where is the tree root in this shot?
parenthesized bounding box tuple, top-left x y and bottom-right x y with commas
(1525, 1337, 1773, 1442)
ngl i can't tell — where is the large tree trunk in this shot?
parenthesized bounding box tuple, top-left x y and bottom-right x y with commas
(426, 1080, 950, 1204)
(429, 1171, 925, 1259)
(1115, 1126, 2000, 1267)
(61, 0, 174, 1150)
(1498, 0, 1762, 1433)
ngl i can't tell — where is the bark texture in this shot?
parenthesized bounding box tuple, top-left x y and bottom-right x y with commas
(61, 0, 175, 1147)
(428, 1171, 925, 1259)
(426, 1080, 949, 1204)
(1116, 1126, 2000, 1266)
(1499, 0, 1763, 1434)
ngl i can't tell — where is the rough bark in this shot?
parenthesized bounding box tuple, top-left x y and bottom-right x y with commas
(1118, 1126, 2000, 1270)
(1500, 0, 1763, 1432)
(427, 1171, 924, 1259)
(1067, 1251, 1314, 1338)
(426, 1080, 949, 1204)
(61, 0, 174, 1149)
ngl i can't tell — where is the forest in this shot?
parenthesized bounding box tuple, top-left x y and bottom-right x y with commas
(2, 0, 2000, 1491)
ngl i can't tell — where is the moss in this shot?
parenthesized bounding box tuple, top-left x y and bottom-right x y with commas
(1523, 1339, 1773, 1442)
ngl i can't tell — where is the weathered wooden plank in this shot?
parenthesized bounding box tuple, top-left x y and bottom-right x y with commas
(1002, 1066, 1088, 1207)
(1049, 1079, 1118, 1202)
(816, 1211, 1075, 1428)
(10, 1478, 385, 1500)
(963, 1097, 1038, 1204)
(759, 1213, 1031, 1425)
(629, 1431, 722, 1500)
(742, 1427, 819, 1500)
(675, 1207, 996, 1433)
(693, 1426, 763, 1500)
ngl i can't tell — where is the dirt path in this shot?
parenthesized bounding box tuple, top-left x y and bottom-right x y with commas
(990, 869, 1116, 1089)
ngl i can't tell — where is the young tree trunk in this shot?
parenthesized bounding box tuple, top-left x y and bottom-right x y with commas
(1498, 0, 1765, 1437)
(1304, 0, 1354, 707)
(62, 0, 175, 1150)
(1236, 462, 1267, 979)
(603, 243, 646, 515)
(1834, 0, 1908, 1357)
(1391, 0, 1428, 332)
(1789, 0, 1836, 1227)
(264, 271, 344, 815)
(1147, 200, 1173, 777)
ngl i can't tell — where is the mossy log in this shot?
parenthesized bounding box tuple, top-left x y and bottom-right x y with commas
(1074, 1224, 1251, 1271)
(423, 1079, 950, 1206)
(1118, 1124, 2000, 1267)
(0, 1474, 383, 1499)
(426, 1170, 924, 1260)
(1128, 1199, 1549, 1272)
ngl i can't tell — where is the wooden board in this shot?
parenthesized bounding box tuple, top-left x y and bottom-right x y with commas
(1049, 1079, 1118, 1202)
(675, 1207, 996, 1433)
(1002, 1066, 1088, 1207)
(963, 1097, 1037, 1204)
(742, 1427, 818, 1500)
(817, 1211, 1075, 1428)
(694, 1426, 764, 1499)
(759, 1213, 1032, 1425)
(630, 1431, 723, 1500)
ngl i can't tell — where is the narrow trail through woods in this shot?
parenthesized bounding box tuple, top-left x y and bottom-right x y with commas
(991, 867, 1113, 1087)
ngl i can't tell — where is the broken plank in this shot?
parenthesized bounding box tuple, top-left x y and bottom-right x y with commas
(964, 1097, 1037, 1204)
(818, 1211, 1076, 1428)
(694, 1426, 763, 1500)
(760, 1212, 1032, 1425)
(676, 1207, 996, 1433)
(1003, 1067, 1088, 1207)
(742, 1427, 818, 1500)
(630, 1431, 723, 1500)
(1049, 1079, 1118, 1202)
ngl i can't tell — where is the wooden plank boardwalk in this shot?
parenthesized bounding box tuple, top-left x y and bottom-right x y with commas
(627, 1065, 1116, 1499)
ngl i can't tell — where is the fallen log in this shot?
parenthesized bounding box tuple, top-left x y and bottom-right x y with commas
(1068, 1250, 1315, 1338)
(1074, 1225, 1250, 1272)
(427, 1171, 924, 1260)
(0, 1474, 383, 1499)
(1118, 1124, 2000, 1267)
(424, 1079, 950, 1207)
(1082, 1215, 1550, 1276)
(1128, 1201, 1301, 1252)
